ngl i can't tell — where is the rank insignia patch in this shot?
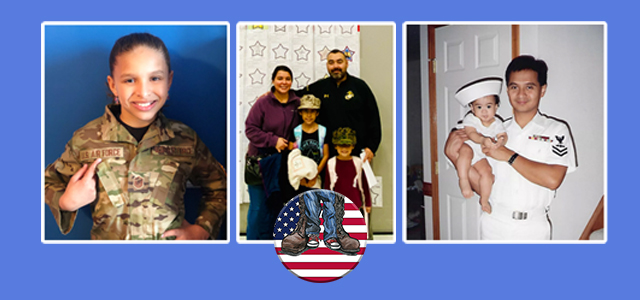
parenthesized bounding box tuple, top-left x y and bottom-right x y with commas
(132, 175, 145, 190)
(128, 174, 150, 193)
(552, 135, 568, 157)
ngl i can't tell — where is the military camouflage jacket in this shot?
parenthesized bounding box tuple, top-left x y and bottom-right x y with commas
(45, 105, 226, 240)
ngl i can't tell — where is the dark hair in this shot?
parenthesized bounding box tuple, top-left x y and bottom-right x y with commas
(464, 105, 505, 122)
(109, 33, 171, 75)
(505, 55, 548, 86)
(272, 65, 293, 81)
(468, 95, 500, 107)
(328, 49, 346, 59)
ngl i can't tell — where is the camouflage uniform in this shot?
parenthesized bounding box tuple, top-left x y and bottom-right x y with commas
(44, 105, 226, 240)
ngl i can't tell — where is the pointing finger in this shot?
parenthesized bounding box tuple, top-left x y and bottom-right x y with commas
(83, 158, 102, 180)
(70, 164, 88, 183)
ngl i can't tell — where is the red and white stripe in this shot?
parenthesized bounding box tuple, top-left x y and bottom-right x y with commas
(275, 198, 367, 283)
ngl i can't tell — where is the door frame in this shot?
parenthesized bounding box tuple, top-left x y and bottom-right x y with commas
(427, 24, 520, 239)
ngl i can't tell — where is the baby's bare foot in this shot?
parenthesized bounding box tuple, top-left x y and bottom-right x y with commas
(458, 179, 473, 198)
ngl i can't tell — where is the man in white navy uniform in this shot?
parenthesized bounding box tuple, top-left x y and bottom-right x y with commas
(445, 55, 577, 240)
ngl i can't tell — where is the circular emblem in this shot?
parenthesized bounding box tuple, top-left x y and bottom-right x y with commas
(274, 190, 366, 283)
(132, 174, 145, 190)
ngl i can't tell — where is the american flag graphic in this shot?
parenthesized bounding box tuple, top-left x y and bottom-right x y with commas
(274, 191, 367, 283)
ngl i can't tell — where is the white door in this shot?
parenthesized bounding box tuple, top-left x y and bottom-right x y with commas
(435, 25, 511, 240)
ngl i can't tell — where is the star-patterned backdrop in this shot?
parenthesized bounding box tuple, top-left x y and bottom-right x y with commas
(238, 24, 360, 203)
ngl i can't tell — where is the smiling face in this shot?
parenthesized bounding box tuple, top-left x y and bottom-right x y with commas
(272, 70, 292, 95)
(335, 144, 354, 159)
(507, 69, 547, 119)
(470, 95, 499, 126)
(326, 52, 348, 82)
(107, 46, 173, 128)
(300, 109, 319, 126)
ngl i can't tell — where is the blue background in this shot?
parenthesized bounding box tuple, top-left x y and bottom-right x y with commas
(43, 25, 228, 240)
(1, 0, 631, 298)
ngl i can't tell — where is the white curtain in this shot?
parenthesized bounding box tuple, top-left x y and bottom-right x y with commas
(238, 24, 361, 203)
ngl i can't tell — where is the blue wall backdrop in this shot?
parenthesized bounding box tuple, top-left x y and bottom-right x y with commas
(0, 0, 632, 298)
(43, 25, 228, 240)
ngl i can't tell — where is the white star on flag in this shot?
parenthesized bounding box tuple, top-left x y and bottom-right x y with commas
(274, 191, 367, 283)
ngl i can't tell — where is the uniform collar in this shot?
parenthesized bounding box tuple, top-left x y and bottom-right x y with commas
(508, 110, 545, 131)
(530, 111, 546, 129)
(100, 104, 175, 145)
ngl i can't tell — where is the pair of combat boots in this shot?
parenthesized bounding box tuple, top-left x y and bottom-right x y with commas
(280, 192, 360, 256)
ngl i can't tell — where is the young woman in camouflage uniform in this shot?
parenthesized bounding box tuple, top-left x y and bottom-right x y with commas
(44, 33, 226, 240)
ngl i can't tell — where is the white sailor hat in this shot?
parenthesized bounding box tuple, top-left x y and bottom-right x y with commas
(454, 77, 503, 107)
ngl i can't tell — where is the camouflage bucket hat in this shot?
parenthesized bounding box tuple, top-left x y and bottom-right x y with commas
(332, 127, 357, 146)
(298, 94, 321, 110)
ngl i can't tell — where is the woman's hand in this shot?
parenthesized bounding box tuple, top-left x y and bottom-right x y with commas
(276, 137, 288, 153)
(59, 159, 101, 211)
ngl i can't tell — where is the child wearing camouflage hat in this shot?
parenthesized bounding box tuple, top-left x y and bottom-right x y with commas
(289, 94, 329, 188)
(324, 127, 371, 215)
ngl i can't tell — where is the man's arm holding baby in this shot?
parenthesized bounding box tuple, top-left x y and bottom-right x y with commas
(483, 145, 567, 190)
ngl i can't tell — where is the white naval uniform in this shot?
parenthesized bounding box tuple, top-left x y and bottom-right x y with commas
(482, 112, 577, 240)
(462, 114, 506, 165)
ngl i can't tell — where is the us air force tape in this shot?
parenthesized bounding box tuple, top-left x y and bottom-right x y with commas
(454, 77, 503, 107)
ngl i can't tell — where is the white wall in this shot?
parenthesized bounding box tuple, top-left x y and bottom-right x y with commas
(360, 25, 395, 234)
(520, 25, 605, 239)
(418, 24, 605, 240)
